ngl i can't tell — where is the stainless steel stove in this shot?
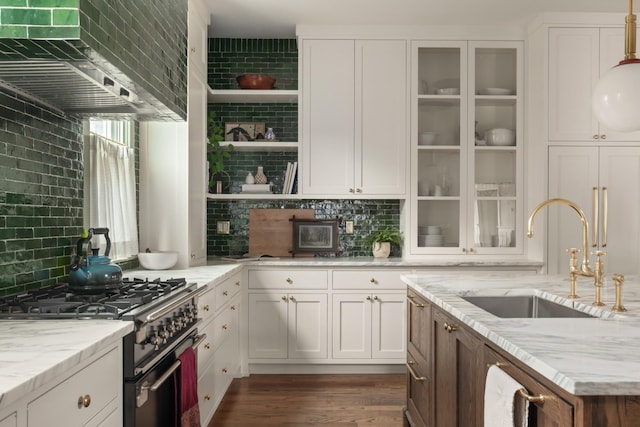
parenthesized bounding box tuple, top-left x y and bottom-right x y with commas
(0, 277, 209, 427)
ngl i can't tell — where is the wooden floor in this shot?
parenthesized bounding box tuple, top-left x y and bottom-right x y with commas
(208, 374, 407, 426)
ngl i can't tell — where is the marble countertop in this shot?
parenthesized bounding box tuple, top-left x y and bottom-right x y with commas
(403, 272, 640, 396)
(0, 320, 133, 410)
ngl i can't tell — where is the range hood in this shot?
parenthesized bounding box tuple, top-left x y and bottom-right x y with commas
(0, 60, 162, 118)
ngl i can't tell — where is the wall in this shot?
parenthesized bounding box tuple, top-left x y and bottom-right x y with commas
(206, 38, 403, 257)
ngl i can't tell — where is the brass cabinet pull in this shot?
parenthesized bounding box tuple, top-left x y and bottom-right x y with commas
(406, 296, 425, 308)
(593, 134, 599, 140)
(366, 295, 372, 301)
(373, 295, 379, 301)
(77, 394, 91, 408)
(468, 248, 475, 253)
(230, 305, 236, 310)
(204, 343, 211, 350)
(602, 187, 608, 247)
(592, 187, 599, 247)
(406, 361, 426, 381)
(370, 277, 377, 283)
(235, 281, 240, 287)
(286, 277, 293, 284)
(223, 290, 228, 296)
(517, 389, 546, 405)
(349, 188, 355, 193)
(600, 134, 606, 140)
(289, 296, 295, 301)
(356, 188, 362, 193)
(203, 304, 210, 311)
(282, 296, 287, 301)
(222, 368, 228, 373)
(222, 324, 228, 330)
(443, 322, 457, 333)
(204, 394, 211, 401)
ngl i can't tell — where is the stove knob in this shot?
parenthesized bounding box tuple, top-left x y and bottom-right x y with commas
(166, 320, 177, 336)
(158, 327, 169, 344)
(149, 333, 162, 350)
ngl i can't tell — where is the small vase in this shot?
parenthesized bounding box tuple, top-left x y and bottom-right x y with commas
(255, 166, 267, 184)
(265, 128, 276, 141)
(372, 242, 391, 258)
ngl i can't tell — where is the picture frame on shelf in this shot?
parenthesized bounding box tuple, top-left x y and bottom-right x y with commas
(290, 217, 340, 256)
(224, 122, 265, 141)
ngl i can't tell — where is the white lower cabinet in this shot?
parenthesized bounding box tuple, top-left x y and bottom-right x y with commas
(197, 272, 241, 426)
(0, 414, 16, 427)
(28, 345, 122, 427)
(248, 292, 328, 360)
(332, 292, 406, 359)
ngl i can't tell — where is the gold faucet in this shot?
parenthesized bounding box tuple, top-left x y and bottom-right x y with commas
(527, 198, 594, 299)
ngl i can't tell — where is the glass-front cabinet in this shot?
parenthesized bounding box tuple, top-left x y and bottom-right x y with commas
(410, 40, 523, 256)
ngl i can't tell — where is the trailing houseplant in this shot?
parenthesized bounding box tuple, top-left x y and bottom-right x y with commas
(207, 112, 233, 193)
(362, 227, 402, 258)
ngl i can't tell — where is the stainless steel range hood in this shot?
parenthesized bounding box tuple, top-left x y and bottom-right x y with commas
(0, 60, 157, 118)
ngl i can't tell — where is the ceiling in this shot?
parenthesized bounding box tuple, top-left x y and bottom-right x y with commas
(204, 0, 627, 38)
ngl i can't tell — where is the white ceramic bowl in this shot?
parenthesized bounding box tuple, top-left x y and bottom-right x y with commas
(138, 251, 178, 270)
(436, 87, 460, 95)
(419, 131, 437, 145)
(485, 128, 515, 146)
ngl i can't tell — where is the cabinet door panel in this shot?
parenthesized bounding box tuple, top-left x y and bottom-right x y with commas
(248, 292, 288, 358)
(548, 27, 599, 141)
(372, 293, 406, 359)
(332, 293, 371, 359)
(302, 39, 355, 195)
(288, 293, 328, 359)
(407, 291, 431, 368)
(356, 39, 407, 195)
(406, 349, 430, 427)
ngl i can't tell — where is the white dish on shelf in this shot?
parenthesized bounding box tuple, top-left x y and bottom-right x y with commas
(485, 128, 515, 146)
(419, 131, 437, 145)
(436, 88, 460, 95)
(479, 87, 513, 95)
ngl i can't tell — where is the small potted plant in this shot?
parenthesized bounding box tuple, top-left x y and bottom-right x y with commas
(207, 112, 233, 193)
(362, 228, 402, 258)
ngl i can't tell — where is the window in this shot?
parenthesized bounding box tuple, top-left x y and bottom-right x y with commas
(84, 119, 138, 261)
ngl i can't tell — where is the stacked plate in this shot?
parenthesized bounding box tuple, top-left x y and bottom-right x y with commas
(418, 225, 444, 247)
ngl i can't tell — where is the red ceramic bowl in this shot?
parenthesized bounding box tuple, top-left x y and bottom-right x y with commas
(236, 74, 276, 90)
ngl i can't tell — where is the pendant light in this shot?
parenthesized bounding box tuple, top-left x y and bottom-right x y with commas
(592, 0, 640, 132)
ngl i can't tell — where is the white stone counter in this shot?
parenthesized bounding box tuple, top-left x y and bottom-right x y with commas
(0, 320, 133, 411)
(403, 272, 640, 396)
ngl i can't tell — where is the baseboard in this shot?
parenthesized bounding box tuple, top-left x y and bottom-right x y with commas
(248, 363, 406, 374)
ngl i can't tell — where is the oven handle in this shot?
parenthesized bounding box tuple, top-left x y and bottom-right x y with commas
(136, 333, 207, 408)
(141, 284, 209, 327)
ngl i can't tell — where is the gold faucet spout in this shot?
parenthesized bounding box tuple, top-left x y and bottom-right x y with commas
(527, 198, 592, 275)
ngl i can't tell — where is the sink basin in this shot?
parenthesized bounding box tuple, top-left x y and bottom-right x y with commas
(461, 295, 596, 318)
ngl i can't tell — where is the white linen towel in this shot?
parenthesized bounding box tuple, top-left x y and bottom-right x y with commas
(484, 365, 530, 427)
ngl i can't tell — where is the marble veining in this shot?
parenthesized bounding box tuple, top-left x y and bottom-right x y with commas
(0, 320, 132, 410)
(403, 272, 640, 396)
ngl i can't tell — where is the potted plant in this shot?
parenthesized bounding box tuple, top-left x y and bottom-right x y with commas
(207, 112, 233, 193)
(362, 228, 402, 258)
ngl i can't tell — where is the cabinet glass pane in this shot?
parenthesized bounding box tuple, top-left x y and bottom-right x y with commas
(473, 200, 516, 248)
(418, 100, 461, 146)
(418, 47, 461, 95)
(417, 200, 459, 248)
(475, 48, 517, 95)
(474, 100, 517, 145)
(475, 150, 516, 192)
(418, 149, 460, 197)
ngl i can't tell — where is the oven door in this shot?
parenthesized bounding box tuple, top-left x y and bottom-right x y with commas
(124, 330, 206, 427)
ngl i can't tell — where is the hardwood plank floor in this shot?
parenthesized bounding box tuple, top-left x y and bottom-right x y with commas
(208, 374, 407, 426)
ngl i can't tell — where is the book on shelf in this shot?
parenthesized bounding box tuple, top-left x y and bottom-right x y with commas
(287, 162, 298, 194)
(282, 162, 292, 194)
(241, 183, 272, 193)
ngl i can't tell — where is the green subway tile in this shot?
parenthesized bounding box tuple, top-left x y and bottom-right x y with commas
(52, 9, 78, 25)
(1, 8, 51, 25)
(0, 25, 28, 37)
(28, 26, 80, 39)
(29, 0, 79, 6)
(0, 0, 27, 6)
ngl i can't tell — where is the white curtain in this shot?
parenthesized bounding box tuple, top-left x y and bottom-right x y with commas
(85, 134, 139, 260)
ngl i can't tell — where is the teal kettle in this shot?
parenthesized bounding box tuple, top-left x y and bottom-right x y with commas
(69, 227, 123, 294)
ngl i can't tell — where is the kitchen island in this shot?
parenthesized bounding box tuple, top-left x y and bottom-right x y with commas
(403, 272, 640, 427)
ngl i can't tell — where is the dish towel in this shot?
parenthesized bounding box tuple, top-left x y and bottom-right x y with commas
(484, 365, 530, 427)
(176, 347, 201, 427)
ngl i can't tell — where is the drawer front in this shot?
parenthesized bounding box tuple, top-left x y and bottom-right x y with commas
(215, 273, 241, 311)
(28, 346, 120, 427)
(198, 287, 216, 322)
(407, 349, 430, 427)
(333, 269, 409, 290)
(213, 303, 238, 352)
(197, 318, 217, 369)
(248, 269, 328, 289)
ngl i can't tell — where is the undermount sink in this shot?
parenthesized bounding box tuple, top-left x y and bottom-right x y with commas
(461, 295, 596, 318)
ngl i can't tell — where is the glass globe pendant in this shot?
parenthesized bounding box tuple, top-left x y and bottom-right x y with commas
(592, 0, 640, 132)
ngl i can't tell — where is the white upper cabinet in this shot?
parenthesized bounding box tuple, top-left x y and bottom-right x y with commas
(548, 27, 640, 143)
(301, 38, 408, 197)
(410, 40, 523, 256)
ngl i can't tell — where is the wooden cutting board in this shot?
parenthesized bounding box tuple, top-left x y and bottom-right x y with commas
(249, 209, 315, 257)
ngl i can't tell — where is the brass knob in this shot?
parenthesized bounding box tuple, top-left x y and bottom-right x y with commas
(370, 277, 377, 284)
(203, 305, 209, 311)
(204, 394, 211, 401)
(356, 188, 362, 193)
(373, 295, 379, 301)
(222, 368, 228, 373)
(468, 248, 475, 253)
(443, 322, 457, 333)
(282, 296, 287, 301)
(190, 47, 196, 53)
(77, 394, 91, 408)
(349, 188, 355, 193)
(230, 305, 236, 310)
(222, 324, 228, 330)
(600, 134, 606, 140)
(204, 343, 211, 350)
(235, 281, 240, 287)
(223, 290, 229, 296)
(286, 277, 293, 284)
(289, 296, 296, 301)
(462, 248, 466, 253)
(366, 296, 372, 301)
